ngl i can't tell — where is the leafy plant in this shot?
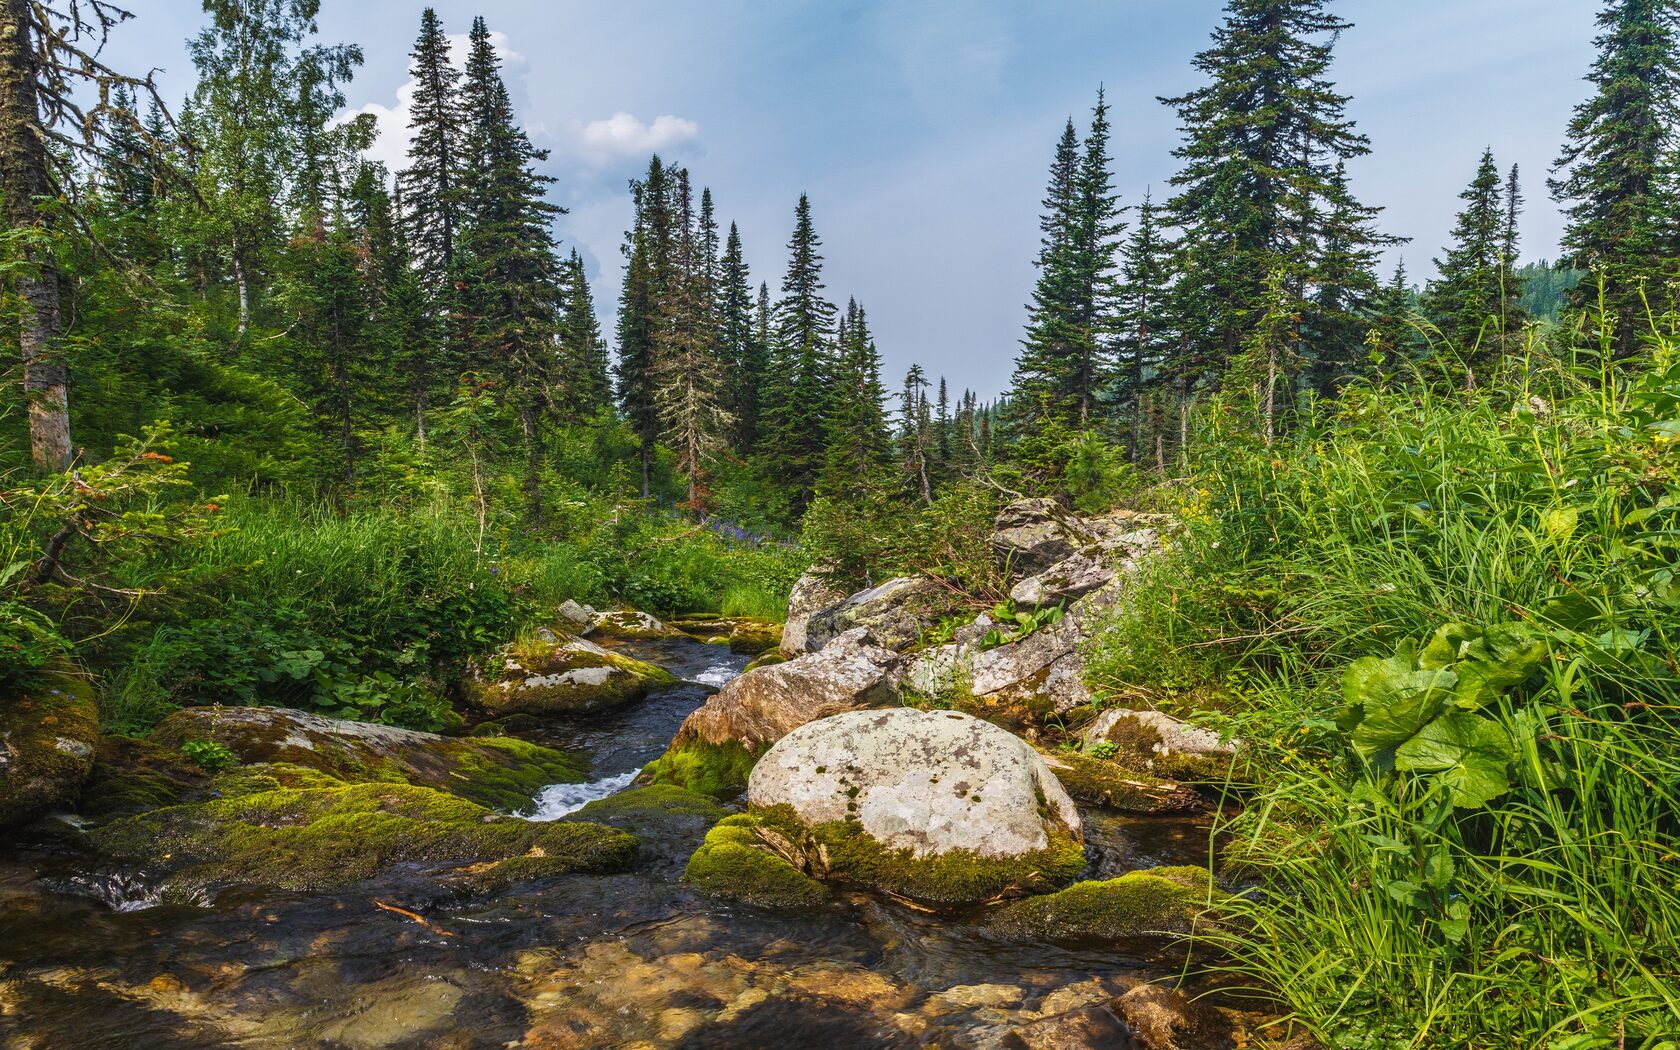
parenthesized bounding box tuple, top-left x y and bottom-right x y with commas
(979, 601, 1064, 651)
(179, 739, 238, 773)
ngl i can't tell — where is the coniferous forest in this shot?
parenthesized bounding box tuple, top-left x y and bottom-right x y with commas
(2, 2, 1679, 1048)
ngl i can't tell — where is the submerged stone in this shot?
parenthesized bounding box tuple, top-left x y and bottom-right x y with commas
(150, 705, 586, 812)
(0, 670, 99, 828)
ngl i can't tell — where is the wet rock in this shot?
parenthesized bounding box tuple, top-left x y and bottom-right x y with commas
(925, 983, 1025, 1013)
(991, 866, 1213, 945)
(1039, 749, 1204, 814)
(76, 736, 206, 822)
(1007, 1004, 1133, 1050)
(726, 619, 783, 654)
(568, 784, 727, 876)
(781, 567, 851, 655)
(150, 705, 585, 812)
(684, 814, 830, 909)
(588, 609, 681, 640)
(553, 599, 598, 632)
(0, 670, 98, 828)
(1082, 710, 1238, 781)
(1116, 984, 1237, 1050)
(88, 772, 638, 894)
(804, 575, 949, 653)
(742, 709, 1085, 906)
(644, 628, 904, 797)
(468, 632, 676, 717)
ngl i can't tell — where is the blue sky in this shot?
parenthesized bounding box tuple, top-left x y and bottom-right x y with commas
(105, 1, 1598, 399)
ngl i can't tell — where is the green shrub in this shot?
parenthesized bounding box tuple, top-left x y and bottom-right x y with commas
(178, 739, 238, 773)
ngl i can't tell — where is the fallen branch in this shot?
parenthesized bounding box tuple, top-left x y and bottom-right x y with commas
(372, 899, 456, 938)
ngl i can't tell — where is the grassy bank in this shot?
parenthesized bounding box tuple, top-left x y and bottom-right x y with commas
(1083, 340, 1680, 1047)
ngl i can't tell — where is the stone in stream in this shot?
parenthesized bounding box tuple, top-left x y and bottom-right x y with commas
(148, 705, 588, 812)
(467, 632, 676, 717)
(780, 566, 851, 656)
(642, 627, 904, 797)
(0, 669, 99, 828)
(1081, 709, 1239, 781)
(686, 709, 1086, 908)
(990, 865, 1215, 945)
(587, 609, 683, 640)
(1037, 749, 1205, 815)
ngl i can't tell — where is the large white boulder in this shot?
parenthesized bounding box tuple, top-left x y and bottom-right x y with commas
(749, 708, 1082, 860)
(780, 568, 851, 655)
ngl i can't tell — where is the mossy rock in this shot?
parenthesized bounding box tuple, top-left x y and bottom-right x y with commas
(588, 610, 682, 640)
(569, 785, 729, 873)
(76, 736, 207, 823)
(1039, 749, 1204, 814)
(468, 634, 676, 717)
(1085, 710, 1241, 783)
(684, 814, 830, 909)
(738, 804, 1087, 909)
(150, 706, 586, 813)
(725, 620, 783, 655)
(742, 650, 787, 673)
(992, 866, 1214, 944)
(0, 671, 99, 828)
(641, 738, 762, 799)
(88, 772, 638, 893)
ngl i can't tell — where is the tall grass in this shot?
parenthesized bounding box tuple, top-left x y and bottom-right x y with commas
(1086, 338, 1680, 1047)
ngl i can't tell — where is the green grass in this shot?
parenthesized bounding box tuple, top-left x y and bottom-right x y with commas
(1083, 335, 1680, 1047)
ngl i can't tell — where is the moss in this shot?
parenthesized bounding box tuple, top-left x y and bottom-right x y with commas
(570, 784, 726, 824)
(469, 643, 677, 717)
(588, 611, 680, 640)
(455, 823, 641, 893)
(1093, 712, 1235, 782)
(740, 804, 1088, 909)
(1041, 749, 1204, 814)
(684, 816, 830, 909)
(88, 778, 636, 893)
(76, 737, 206, 822)
(0, 671, 99, 828)
(448, 736, 586, 812)
(742, 650, 788, 673)
(992, 866, 1214, 943)
(726, 620, 783, 655)
(641, 739, 762, 798)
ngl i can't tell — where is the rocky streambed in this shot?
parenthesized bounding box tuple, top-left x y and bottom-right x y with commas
(0, 501, 1298, 1049)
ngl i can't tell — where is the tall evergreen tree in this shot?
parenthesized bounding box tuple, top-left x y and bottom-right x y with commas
(1425, 148, 1528, 376)
(1163, 0, 1387, 399)
(1009, 118, 1082, 436)
(898, 364, 934, 504)
(398, 9, 464, 321)
(716, 222, 762, 450)
(819, 299, 892, 499)
(654, 168, 729, 507)
(1550, 0, 1680, 352)
(1112, 191, 1174, 461)
(559, 250, 609, 411)
(615, 156, 677, 496)
(763, 193, 837, 510)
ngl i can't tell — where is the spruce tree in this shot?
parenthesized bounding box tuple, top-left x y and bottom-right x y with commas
(716, 222, 761, 450)
(655, 168, 730, 507)
(616, 156, 678, 496)
(819, 299, 893, 500)
(1163, 0, 1387, 400)
(1112, 191, 1174, 462)
(1550, 0, 1680, 352)
(559, 250, 609, 411)
(1305, 162, 1391, 394)
(764, 194, 837, 510)
(398, 9, 464, 322)
(1425, 148, 1528, 377)
(1009, 118, 1082, 437)
(898, 364, 934, 504)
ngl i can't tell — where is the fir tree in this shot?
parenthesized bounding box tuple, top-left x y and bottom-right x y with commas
(717, 222, 761, 450)
(655, 168, 730, 507)
(1550, 0, 1680, 352)
(899, 364, 934, 504)
(559, 250, 609, 411)
(616, 156, 678, 496)
(764, 193, 837, 510)
(1163, 0, 1387, 399)
(1112, 191, 1174, 462)
(1425, 148, 1528, 378)
(1009, 118, 1082, 437)
(819, 299, 893, 500)
(398, 9, 464, 314)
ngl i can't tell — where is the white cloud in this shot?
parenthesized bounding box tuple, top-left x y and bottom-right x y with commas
(345, 30, 526, 177)
(566, 112, 701, 168)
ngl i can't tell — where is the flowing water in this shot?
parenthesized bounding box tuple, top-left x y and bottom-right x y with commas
(0, 634, 1221, 1049)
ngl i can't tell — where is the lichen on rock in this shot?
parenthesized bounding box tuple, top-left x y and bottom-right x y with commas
(467, 632, 675, 717)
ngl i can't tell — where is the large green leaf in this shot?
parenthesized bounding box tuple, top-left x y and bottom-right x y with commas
(1348, 665, 1458, 759)
(1451, 622, 1549, 709)
(1394, 712, 1515, 809)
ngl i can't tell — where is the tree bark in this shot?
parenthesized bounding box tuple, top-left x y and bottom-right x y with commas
(0, 0, 72, 471)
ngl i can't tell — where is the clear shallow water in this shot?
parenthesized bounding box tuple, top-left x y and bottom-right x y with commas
(0, 632, 1228, 1049)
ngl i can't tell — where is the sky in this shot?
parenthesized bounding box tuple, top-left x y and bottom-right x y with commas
(101, 1, 1600, 401)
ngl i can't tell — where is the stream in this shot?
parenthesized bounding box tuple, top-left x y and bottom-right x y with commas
(0, 634, 1217, 1049)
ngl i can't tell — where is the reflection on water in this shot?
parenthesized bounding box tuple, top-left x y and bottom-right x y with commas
(0, 631, 1228, 1049)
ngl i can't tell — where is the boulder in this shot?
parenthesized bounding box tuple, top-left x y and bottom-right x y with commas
(1082, 710, 1238, 781)
(781, 568, 851, 655)
(803, 575, 948, 654)
(150, 706, 586, 813)
(553, 599, 598, 632)
(908, 617, 1093, 717)
(739, 709, 1086, 906)
(991, 866, 1213, 944)
(0, 671, 99, 828)
(1009, 550, 1116, 610)
(992, 498, 1168, 585)
(468, 633, 676, 717)
(643, 628, 903, 796)
(588, 609, 682, 640)
(1039, 749, 1204, 814)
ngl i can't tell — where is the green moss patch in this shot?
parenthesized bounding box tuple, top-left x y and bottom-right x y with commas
(684, 814, 830, 909)
(0, 671, 99, 828)
(76, 737, 206, 823)
(641, 739, 762, 798)
(469, 641, 676, 717)
(735, 804, 1087, 909)
(1040, 749, 1204, 814)
(992, 866, 1214, 943)
(88, 776, 637, 893)
(742, 650, 788, 673)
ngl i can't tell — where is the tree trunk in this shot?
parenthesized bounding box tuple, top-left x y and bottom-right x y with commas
(233, 237, 250, 338)
(0, 0, 72, 471)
